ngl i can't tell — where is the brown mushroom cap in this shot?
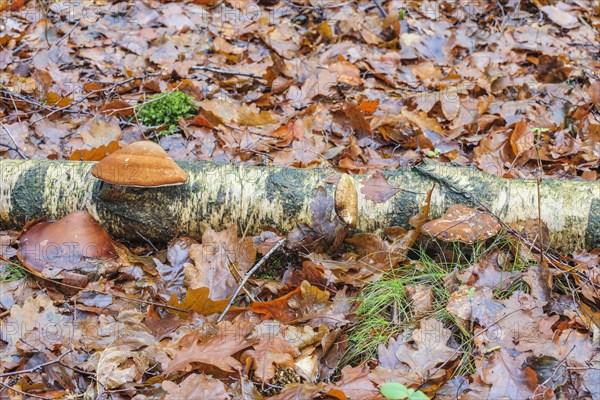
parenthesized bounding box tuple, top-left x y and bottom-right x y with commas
(91, 141, 187, 187)
(17, 210, 117, 276)
(421, 204, 501, 243)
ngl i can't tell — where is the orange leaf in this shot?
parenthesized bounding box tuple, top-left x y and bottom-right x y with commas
(83, 82, 103, 92)
(0, 0, 26, 12)
(510, 120, 534, 156)
(167, 287, 234, 318)
(342, 101, 371, 136)
(69, 141, 121, 161)
(188, 114, 214, 129)
(250, 286, 301, 321)
(45, 92, 73, 108)
(358, 99, 379, 115)
(165, 321, 255, 374)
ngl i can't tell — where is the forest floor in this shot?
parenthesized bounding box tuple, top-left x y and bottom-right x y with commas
(0, 0, 599, 399)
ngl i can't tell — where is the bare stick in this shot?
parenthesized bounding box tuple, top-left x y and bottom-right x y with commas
(0, 350, 72, 378)
(217, 238, 286, 322)
(0, 121, 28, 159)
(192, 65, 263, 79)
(373, 0, 387, 16)
(0, 381, 53, 400)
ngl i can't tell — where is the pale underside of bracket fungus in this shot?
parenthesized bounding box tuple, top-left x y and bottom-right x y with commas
(0, 160, 598, 252)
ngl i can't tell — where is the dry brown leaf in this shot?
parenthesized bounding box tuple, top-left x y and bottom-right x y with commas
(373, 318, 457, 389)
(250, 281, 331, 324)
(360, 171, 400, 203)
(78, 117, 122, 148)
(184, 226, 256, 300)
(165, 321, 255, 374)
(163, 374, 230, 400)
(342, 101, 371, 136)
(96, 346, 150, 390)
(245, 337, 300, 382)
(541, 5, 579, 29)
(100, 100, 135, 117)
(326, 365, 382, 400)
(480, 349, 538, 399)
(167, 287, 233, 318)
(510, 120, 534, 156)
(250, 286, 302, 322)
(329, 61, 362, 86)
(69, 140, 121, 161)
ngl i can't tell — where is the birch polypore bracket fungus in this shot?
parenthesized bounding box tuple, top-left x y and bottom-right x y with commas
(17, 210, 119, 288)
(91, 141, 187, 187)
(421, 204, 501, 243)
(335, 174, 358, 227)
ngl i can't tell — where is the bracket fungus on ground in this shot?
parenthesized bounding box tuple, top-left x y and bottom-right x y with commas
(91, 141, 187, 187)
(17, 210, 119, 288)
(421, 204, 501, 243)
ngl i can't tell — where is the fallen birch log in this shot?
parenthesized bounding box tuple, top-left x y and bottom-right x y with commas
(0, 160, 598, 252)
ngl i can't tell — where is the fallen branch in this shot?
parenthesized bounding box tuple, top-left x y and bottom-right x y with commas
(0, 160, 599, 252)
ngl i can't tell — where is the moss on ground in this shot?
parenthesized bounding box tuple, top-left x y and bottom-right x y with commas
(136, 91, 197, 135)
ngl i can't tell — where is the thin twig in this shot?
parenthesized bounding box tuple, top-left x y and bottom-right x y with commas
(56, 20, 80, 45)
(282, 0, 353, 10)
(192, 65, 263, 79)
(373, 0, 387, 17)
(217, 238, 286, 322)
(0, 350, 72, 378)
(534, 130, 545, 264)
(531, 346, 575, 398)
(0, 121, 28, 159)
(0, 381, 53, 400)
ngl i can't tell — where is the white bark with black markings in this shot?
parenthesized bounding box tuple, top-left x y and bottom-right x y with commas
(0, 160, 598, 252)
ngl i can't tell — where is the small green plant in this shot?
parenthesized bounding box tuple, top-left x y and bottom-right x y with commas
(0, 263, 26, 282)
(399, 8, 408, 20)
(530, 127, 549, 136)
(426, 148, 441, 158)
(136, 91, 197, 135)
(380, 382, 429, 400)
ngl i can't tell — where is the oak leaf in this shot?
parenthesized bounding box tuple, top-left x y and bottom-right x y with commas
(245, 337, 300, 382)
(480, 349, 538, 399)
(165, 322, 255, 374)
(360, 171, 400, 203)
(184, 226, 256, 300)
(167, 287, 232, 318)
